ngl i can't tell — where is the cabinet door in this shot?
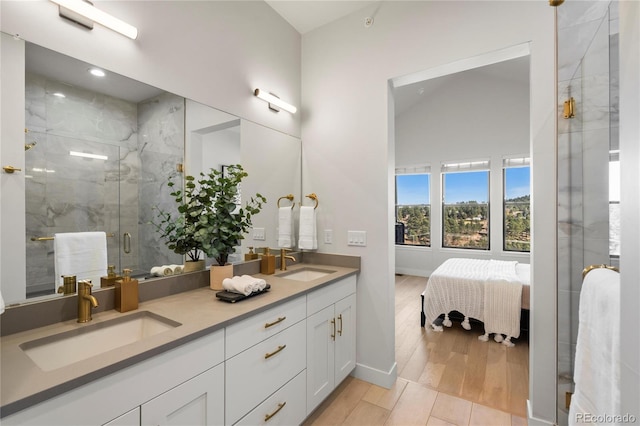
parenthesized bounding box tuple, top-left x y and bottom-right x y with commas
(334, 294, 357, 385)
(306, 305, 335, 414)
(103, 407, 140, 426)
(141, 364, 224, 426)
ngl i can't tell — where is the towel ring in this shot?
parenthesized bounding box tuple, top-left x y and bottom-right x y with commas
(302, 193, 319, 209)
(277, 194, 295, 209)
(582, 264, 619, 280)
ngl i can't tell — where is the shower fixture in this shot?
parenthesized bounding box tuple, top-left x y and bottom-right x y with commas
(25, 141, 37, 151)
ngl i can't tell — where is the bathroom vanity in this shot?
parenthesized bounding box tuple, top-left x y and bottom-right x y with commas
(0, 260, 358, 425)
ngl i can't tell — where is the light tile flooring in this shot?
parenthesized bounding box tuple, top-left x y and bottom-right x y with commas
(303, 274, 529, 426)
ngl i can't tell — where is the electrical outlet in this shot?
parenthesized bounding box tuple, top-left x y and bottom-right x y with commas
(324, 229, 333, 244)
(253, 228, 265, 241)
(347, 230, 366, 246)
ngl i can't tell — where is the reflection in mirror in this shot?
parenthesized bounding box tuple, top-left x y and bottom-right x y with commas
(24, 42, 185, 298)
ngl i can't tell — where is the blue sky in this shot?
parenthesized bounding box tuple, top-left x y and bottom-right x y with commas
(396, 167, 530, 204)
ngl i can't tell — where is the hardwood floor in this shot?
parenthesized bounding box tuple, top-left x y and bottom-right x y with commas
(303, 274, 529, 425)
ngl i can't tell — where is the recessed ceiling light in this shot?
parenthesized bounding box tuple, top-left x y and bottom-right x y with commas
(89, 68, 106, 77)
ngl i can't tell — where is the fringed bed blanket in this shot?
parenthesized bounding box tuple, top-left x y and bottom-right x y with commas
(422, 258, 524, 347)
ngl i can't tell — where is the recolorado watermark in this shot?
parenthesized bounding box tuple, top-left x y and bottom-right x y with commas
(575, 413, 637, 424)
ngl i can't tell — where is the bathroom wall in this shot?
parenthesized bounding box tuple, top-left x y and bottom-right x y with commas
(300, 3, 556, 422)
(556, 1, 615, 423)
(395, 64, 530, 277)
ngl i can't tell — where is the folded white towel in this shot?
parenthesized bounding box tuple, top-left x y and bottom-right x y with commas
(278, 206, 294, 248)
(0, 290, 5, 315)
(54, 232, 108, 290)
(569, 268, 621, 425)
(222, 275, 267, 296)
(298, 206, 317, 250)
(150, 266, 173, 277)
(169, 264, 184, 274)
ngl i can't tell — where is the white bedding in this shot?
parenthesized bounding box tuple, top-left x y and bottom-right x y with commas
(423, 258, 529, 346)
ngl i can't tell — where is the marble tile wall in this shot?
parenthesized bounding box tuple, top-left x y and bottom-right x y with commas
(556, 1, 615, 423)
(24, 75, 183, 296)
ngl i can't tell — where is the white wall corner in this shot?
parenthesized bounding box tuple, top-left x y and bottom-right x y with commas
(353, 361, 398, 390)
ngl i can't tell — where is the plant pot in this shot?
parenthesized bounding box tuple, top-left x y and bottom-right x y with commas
(183, 260, 205, 273)
(210, 263, 233, 291)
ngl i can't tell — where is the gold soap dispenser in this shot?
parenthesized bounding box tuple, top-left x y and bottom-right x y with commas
(244, 246, 259, 261)
(260, 247, 276, 275)
(115, 268, 139, 313)
(101, 265, 121, 288)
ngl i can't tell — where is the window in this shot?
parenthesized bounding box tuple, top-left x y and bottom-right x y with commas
(395, 166, 430, 246)
(609, 153, 620, 257)
(442, 161, 489, 250)
(503, 157, 531, 252)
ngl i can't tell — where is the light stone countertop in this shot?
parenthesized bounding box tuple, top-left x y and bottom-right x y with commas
(0, 263, 358, 417)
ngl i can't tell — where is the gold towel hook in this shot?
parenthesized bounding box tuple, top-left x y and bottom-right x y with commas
(582, 264, 619, 280)
(277, 194, 295, 209)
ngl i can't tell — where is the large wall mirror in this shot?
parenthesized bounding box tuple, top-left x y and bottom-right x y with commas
(11, 41, 301, 303)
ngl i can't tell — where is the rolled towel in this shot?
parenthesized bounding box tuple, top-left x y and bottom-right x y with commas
(150, 266, 173, 277)
(169, 264, 184, 274)
(222, 275, 267, 296)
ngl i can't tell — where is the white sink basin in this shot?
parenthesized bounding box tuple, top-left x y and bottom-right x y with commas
(279, 267, 335, 282)
(20, 311, 181, 371)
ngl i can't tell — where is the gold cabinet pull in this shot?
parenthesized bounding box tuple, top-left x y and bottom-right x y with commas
(331, 318, 336, 341)
(264, 344, 286, 359)
(337, 314, 343, 336)
(264, 402, 286, 422)
(2, 165, 21, 174)
(265, 316, 286, 328)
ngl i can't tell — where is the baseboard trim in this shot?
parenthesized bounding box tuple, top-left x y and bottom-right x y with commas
(395, 268, 431, 277)
(352, 361, 398, 389)
(527, 400, 556, 425)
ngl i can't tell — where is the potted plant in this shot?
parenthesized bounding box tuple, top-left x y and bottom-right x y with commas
(154, 165, 266, 288)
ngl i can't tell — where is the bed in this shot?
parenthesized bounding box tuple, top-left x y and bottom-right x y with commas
(420, 258, 530, 347)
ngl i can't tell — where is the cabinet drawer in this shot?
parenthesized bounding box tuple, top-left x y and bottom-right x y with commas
(235, 370, 306, 426)
(307, 275, 356, 316)
(225, 320, 306, 425)
(225, 295, 306, 358)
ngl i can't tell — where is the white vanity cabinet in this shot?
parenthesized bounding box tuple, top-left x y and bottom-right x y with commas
(306, 275, 357, 415)
(141, 363, 224, 425)
(225, 295, 307, 425)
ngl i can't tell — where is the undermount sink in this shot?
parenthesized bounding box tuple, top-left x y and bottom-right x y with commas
(278, 267, 335, 282)
(20, 311, 181, 371)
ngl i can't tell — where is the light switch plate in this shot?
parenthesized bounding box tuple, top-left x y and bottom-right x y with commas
(324, 229, 333, 244)
(253, 228, 265, 241)
(347, 230, 366, 246)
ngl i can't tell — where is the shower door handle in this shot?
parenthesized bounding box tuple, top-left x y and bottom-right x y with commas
(123, 232, 131, 254)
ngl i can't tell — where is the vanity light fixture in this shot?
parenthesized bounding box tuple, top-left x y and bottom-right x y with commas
(253, 88, 297, 114)
(70, 151, 108, 161)
(50, 0, 138, 40)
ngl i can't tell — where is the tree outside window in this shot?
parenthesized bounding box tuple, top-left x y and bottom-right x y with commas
(503, 165, 531, 252)
(395, 173, 430, 246)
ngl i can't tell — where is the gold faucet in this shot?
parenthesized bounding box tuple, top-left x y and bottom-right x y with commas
(77, 280, 99, 323)
(280, 249, 296, 271)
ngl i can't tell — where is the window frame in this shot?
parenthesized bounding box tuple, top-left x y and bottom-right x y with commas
(394, 167, 431, 248)
(441, 161, 490, 251)
(502, 159, 531, 253)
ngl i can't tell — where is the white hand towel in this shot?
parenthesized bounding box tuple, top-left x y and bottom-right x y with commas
(569, 268, 621, 425)
(150, 266, 173, 277)
(0, 290, 5, 315)
(298, 206, 317, 250)
(222, 275, 267, 295)
(54, 232, 108, 290)
(278, 206, 294, 248)
(169, 264, 184, 274)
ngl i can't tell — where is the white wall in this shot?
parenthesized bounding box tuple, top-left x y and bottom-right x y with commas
(619, 0, 640, 417)
(300, 2, 556, 422)
(395, 67, 531, 276)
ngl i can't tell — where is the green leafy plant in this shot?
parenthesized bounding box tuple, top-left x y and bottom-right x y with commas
(154, 164, 266, 266)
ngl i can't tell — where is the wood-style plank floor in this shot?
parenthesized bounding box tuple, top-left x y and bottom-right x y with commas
(303, 274, 529, 425)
